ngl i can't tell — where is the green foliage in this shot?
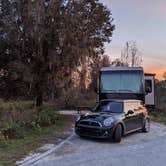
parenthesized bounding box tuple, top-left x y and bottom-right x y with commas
(29, 120, 41, 131)
(0, 101, 59, 142)
(0, 115, 75, 166)
(0, 110, 58, 140)
(0, 100, 75, 165)
(32, 109, 58, 128)
(150, 110, 166, 125)
(0, 0, 115, 106)
(0, 131, 6, 147)
(155, 80, 166, 111)
(89, 55, 111, 91)
(37, 112, 52, 127)
(1, 122, 25, 139)
(0, 101, 35, 111)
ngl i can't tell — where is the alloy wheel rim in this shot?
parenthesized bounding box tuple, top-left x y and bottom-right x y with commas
(145, 120, 150, 131)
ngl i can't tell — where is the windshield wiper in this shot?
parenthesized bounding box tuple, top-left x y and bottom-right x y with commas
(117, 89, 134, 92)
(101, 90, 117, 92)
(100, 111, 118, 113)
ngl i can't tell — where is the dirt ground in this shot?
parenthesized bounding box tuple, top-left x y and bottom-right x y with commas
(22, 122, 166, 166)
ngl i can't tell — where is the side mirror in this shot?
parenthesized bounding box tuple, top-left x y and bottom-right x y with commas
(126, 110, 134, 115)
(145, 86, 151, 93)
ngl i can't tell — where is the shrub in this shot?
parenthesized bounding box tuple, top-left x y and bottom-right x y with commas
(0, 131, 6, 147)
(0, 101, 59, 140)
(55, 88, 96, 110)
(36, 110, 58, 127)
(1, 123, 24, 139)
(37, 112, 51, 127)
(0, 100, 35, 112)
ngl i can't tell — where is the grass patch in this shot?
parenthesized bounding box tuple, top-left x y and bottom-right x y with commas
(78, 99, 96, 107)
(149, 110, 166, 125)
(0, 101, 35, 112)
(0, 114, 75, 166)
(63, 99, 97, 110)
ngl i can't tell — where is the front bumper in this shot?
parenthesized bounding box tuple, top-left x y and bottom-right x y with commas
(75, 124, 114, 139)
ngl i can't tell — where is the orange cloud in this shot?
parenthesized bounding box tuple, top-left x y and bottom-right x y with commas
(145, 68, 166, 80)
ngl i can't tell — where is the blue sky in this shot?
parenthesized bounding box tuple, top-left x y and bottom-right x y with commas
(100, 0, 166, 79)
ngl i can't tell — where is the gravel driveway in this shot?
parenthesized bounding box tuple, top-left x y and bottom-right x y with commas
(31, 122, 166, 166)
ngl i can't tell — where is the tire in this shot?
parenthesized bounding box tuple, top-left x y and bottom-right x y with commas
(142, 118, 150, 133)
(114, 124, 122, 143)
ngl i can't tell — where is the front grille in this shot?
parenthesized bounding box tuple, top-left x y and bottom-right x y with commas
(79, 121, 101, 127)
(76, 126, 102, 137)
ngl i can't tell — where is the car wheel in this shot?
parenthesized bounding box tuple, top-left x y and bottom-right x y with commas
(114, 124, 122, 143)
(142, 118, 150, 132)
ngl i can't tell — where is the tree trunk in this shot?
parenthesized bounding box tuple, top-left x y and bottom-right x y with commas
(36, 91, 43, 107)
(35, 39, 48, 110)
(35, 82, 43, 111)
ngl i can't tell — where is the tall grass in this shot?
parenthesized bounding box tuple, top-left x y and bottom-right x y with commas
(0, 100, 35, 112)
(150, 110, 166, 125)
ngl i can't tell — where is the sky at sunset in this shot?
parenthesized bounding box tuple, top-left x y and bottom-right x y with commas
(100, 0, 166, 80)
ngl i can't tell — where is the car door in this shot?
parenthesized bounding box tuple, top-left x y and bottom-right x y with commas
(123, 102, 138, 132)
(124, 111, 138, 132)
(134, 107, 145, 128)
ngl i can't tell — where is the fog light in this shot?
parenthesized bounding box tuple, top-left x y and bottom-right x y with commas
(105, 131, 108, 135)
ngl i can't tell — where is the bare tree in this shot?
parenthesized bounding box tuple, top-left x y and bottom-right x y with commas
(111, 58, 126, 67)
(121, 41, 142, 67)
(89, 55, 111, 90)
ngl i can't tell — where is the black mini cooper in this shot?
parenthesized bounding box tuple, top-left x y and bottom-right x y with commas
(75, 100, 150, 142)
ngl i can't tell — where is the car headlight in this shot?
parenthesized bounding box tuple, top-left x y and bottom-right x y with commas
(103, 117, 114, 126)
(76, 115, 81, 122)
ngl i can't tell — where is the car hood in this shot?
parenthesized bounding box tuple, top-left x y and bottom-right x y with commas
(80, 112, 121, 122)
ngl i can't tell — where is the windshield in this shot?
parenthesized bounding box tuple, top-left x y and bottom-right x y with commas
(100, 70, 143, 94)
(96, 101, 123, 113)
